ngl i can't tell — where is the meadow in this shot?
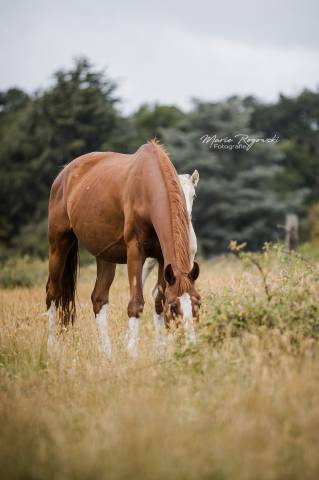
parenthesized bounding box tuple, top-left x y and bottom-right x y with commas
(1, 245, 319, 480)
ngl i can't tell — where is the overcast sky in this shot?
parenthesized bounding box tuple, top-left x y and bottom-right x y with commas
(1, 0, 318, 112)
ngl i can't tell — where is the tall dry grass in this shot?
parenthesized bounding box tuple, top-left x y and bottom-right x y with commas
(1, 247, 319, 480)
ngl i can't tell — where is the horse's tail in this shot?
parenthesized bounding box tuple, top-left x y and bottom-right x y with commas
(58, 235, 79, 329)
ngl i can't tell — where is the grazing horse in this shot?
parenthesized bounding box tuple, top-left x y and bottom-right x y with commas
(142, 170, 199, 295)
(46, 140, 201, 356)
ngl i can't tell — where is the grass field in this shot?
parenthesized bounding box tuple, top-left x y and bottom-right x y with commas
(1, 246, 319, 480)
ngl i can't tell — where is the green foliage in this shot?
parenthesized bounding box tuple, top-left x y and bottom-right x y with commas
(308, 202, 319, 243)
(0, 88, 29, 113)
(110, 103, 184, 154)
(163, 97, 306, 254)
(251, 89, 319, 202)
(0, 257, 48, 288)
(298, 241, 319, 261)
(132, 103, 183, 145)
(0, 58, 120, 251)
(201, 244, 319, 344)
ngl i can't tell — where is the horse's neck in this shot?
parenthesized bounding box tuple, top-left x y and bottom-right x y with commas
(147, 170, 190, 272)
(149, 195, 178, 268)
(137, 141, 190, 272)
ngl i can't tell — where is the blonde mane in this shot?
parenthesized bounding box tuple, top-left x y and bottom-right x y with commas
(148, 140, 191, 287)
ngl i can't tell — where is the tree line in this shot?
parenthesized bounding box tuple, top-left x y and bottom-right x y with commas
(0, 57, 318, 259)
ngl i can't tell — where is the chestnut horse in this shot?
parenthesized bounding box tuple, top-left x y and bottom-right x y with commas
(46, 140, 201, 356)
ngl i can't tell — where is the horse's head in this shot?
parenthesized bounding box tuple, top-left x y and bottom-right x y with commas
(163, 262, 201, 328)
(178, 170, 199, 217)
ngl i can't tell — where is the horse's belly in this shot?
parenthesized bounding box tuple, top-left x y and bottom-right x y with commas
(98, 242, 127, 264)
(71, 216, 125, 258)
(68, 189, 125, 256)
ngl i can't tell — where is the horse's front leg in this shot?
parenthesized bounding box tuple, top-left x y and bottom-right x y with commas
(153, 262, 166, 352)
(126, 239, 145, 357)
(141, 257, 157, 291)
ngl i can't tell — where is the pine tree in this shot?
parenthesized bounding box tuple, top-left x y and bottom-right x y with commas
(164, 98, 306, 255)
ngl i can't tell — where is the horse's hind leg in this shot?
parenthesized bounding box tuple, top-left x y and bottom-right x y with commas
(91, 258, 116, 356)
(46, 230, 77, 350)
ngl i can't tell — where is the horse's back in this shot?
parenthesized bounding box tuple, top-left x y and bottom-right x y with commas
(65, 151, 134, 189)
(50, 151, 134, 207)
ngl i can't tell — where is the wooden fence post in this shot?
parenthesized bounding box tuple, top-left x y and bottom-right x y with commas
(285, 214, 299, 251)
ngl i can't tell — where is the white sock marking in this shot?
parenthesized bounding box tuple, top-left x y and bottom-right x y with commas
(47, 301, 57, 352)
(127, 316, 139, 357)
(179, 293, 197, 345)
(96, 304, 111, 356)
(153, 310, 165, 352)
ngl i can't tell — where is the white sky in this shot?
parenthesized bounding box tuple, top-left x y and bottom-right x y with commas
(1, 0, 318, 113)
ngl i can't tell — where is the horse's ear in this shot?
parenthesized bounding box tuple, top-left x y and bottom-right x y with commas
(189, 262, 200, 281)
(164, 264, 176, 286)
(191, 170, 199, 187)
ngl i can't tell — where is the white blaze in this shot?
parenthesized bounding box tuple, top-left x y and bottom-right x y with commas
(179, 293, 197, 345)
(182, 184, 193, 216)
(189, 222, 197, 264)
(96, 304, 111, 356)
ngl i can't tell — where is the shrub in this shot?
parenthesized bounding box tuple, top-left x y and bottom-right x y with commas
(0, 256, 48, 288)
(200, 243, 319, 344)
